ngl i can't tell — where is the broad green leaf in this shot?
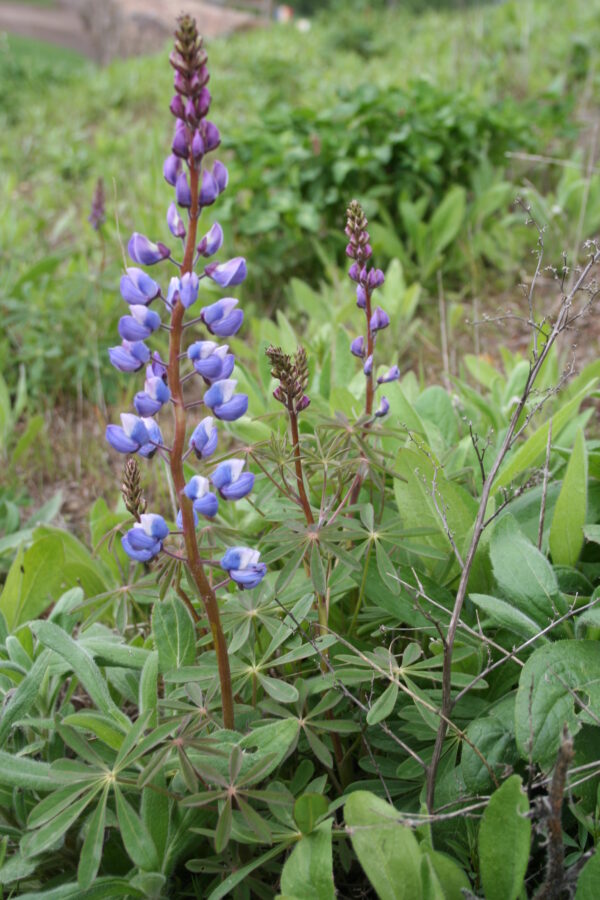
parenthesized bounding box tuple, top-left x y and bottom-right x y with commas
(414, 386, 459, 447)
(394, 448, 477, 576)
(575, 849, 600, 899)
(114, 784, 159, 871)
(240, 719, 301, 778)
(294, 793, 329, 834)
(0, 528, 107, 629)
(32, 621, 129, 729)
(462, 696, 518, 793)
(493, 381, 596, 494)
(420, 854, 445, 900)
(152, 596, 196, 673)
(366, 681, 398, 725)
(279, 819, 335, 900)
(469, 593, 546, 640)
(344, 791, 421, 900)
(549, 428, 588, 566)
(78, 785, 108, 889)
(258, 673, 299, 703)
(489, 518, 562, 623)
(0, 649, 50, 745)
(420, 846, 471, 900)
(515, 641, 600, 766)
(478, 776, 530, 900)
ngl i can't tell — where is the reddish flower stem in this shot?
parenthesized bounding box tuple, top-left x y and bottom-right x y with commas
(289, 406, 314, 525)
(167, 159, 234, 730)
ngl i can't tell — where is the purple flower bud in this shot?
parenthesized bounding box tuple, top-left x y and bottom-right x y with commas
(348, 263, 360, 282)
(138, 417, 163, 458)
(128, 233, 170, 266)
(108, 340, 150, 372)
(204, 379, 248, 421)
(197, 222, 224, 257)
(163, 154, 182, 186)
(363, 354, 373, 376)
(199, 169, 218, 206)
(345, 243, 357, 260)
(173, 71, 188, 94)
(176, 172, 192, 208)
(221, 547, 266, 590)
(179, 272, 199, 309)
(377, 365, 400, 384)
(167, 202, 186, 239)
(192, 130, 204, 161)
(370, 307, 390, 333)
(296, 394, 311, 413)
(202, 120, 220, 152)
(184, 97, 196, 123)
(201, 297, 244, 337)
(183, 475, 219, 518)
(149, 352, 168, 379)
(356, 285, 367, 309)
(106, 413, 150, 453)
(134, 374, 170, 416)
(374, 396, 390, 418)
(188, 341, 234, 381)
(120, 268, 161, 305)
(368, 268, 385, 290)
(189, 416, 218, 458)
(172, 121, 190, 158)
(205, 257, 246, 287)
(211, 459, 254, 500)
(170, 94, 185, 119)
(350, 336, 365, 358)
(196, 88, 211, 117)
(363, 244, 372, 260)
(166, 276, 180, 308)
(213, 160, 228, 193)
(118, 305, 161, 342)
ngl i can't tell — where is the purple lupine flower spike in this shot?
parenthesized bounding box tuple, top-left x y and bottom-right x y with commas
(128, 233, 170, 266)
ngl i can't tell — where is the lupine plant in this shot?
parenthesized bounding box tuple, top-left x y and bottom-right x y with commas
(105, 15, 265, 729)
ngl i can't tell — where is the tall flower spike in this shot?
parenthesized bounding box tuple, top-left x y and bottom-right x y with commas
(105, 15, 267, 730)
(345, 199, 394, 418)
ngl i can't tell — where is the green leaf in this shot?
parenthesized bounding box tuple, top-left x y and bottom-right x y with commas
(494, 381, 596, 494)
(420, 846, 471, 900)
(344, 791, 421, 900)
(375, 541, 400, 595)
(515, 641, 600, 766)
(575, 849, 600, 899)
(0, 528, 108, 629)
(21, 784, 102, 857)
(279, 819, 335, 900)
(478, 775, 530, 900)
(0, 750, 53, 791)
(204, 844, 289, 900)
(215, 800, 233, 853)
(462, 696, 518, 793)
(549, 428, 588, 566)
(489, 518, 562, 623)
(61, 712, 125, 751)
(258, 673, 299, 704)
(152, 596, 196, 673)
(310, 542, 326, 596)
(294, 793, 329, 835)
(0, 649, 50, 745)
(32, 621, 129, 728)
(366, 681, 398, 725)
(469, 593, 546, 640)
(114, 783, 159, 871)
(139, 650, 159, 727)
(78, 785, 108, 889)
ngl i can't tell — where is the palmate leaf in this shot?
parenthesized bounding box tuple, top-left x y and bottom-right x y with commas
(78, 785, 109, 889)
(21, 782, 103, 857)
